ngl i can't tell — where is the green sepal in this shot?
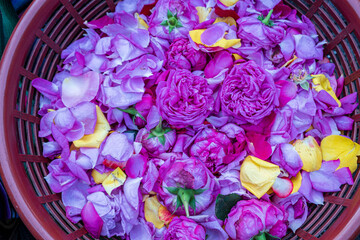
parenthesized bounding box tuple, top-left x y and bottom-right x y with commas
(300, 81, 310, 91)
(160, 20, 168, 26)
(117, 107, 146, 122)
(165, 186, 179, 195)
(264, 232, 280, 239)
(167, 9, 173, 18)
(158, 135, 166, 146)
(168, 25, 175, 33)
(164, 128, 172, 134)
(175, 21, 183, 28)
(147, 133, 156, 139)
(194, 188, 206, 195)
(174, 195, 182, 213)
(167, 187, 206, 217)
(189, 196, 196, 214)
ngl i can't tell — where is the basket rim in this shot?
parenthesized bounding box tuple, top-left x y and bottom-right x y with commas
(1, 0, 360, 240)
(0, 0, 69, 239)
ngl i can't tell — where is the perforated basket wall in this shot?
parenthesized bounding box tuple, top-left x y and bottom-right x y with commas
(1, 0, 360, 239)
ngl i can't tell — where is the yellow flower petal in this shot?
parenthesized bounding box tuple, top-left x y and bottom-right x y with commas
(158, 205, 174, 225)
(135, 13, 149, 29)
(240, 156, 280, 199)
(91, 170, 111, 184)
(290, 172, 302, 194)
(312, 74, 341, 107)
(214, 17, 237, 26)
(293, 136, 322, 172)
(219, 0, 239, 7)
(196, 7, 212, 23)
(232, 53, 243, 60)
(102, 167, 126, 196)
(321, 135, 360, 173)
(189, 29, 241, 49)
(73, 105, 111, 148)
(281, 55, 298, 68)
(144, 196, 165, 229)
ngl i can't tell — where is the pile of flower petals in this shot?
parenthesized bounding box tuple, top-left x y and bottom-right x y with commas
(33, 0, 360, 239)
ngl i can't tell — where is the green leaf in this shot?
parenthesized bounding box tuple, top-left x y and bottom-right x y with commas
(300, 81, 310, 91)
(167, 9, 173, 18)
(165, 186, 179, 195)
(264, 232, 280, 240)
(189, 196, 196, 214)
(158, 135, 166, 146)
(160, 20, 168, 26)
(194, 188, 206, 195)
(215, 193, 242, 221)
(254, 232, 266, 240)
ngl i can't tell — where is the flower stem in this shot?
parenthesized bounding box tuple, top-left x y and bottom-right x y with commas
(178, 188, 193, 217)
(261, 9, 273, 26)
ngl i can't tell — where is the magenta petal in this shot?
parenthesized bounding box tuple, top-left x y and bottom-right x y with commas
(336, 75, 344, 97)
(32, 78, 59, 100)
(201, 23, 227, 46)
(277, 80, 297, 107)
(51, 123, 70, 159)
(81, 201, 103, 238)
(333, 116, 354, 130)
(71, 102, 97, 135)
(279, 34, 295, 61)
(86, 15, 114, 29)
(66, 161, 90, 184)
(316, 90, 339, 106)
(246, 132, 272, 160)
(309, 171, 341, 192)
(61, 71, 100, 108)
(125, 154, 147, 178)
(335, 167, 354, 185)
(146, 106, 161, 131)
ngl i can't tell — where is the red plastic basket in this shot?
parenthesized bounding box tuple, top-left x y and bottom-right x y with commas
(1, 0, 360, 239)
